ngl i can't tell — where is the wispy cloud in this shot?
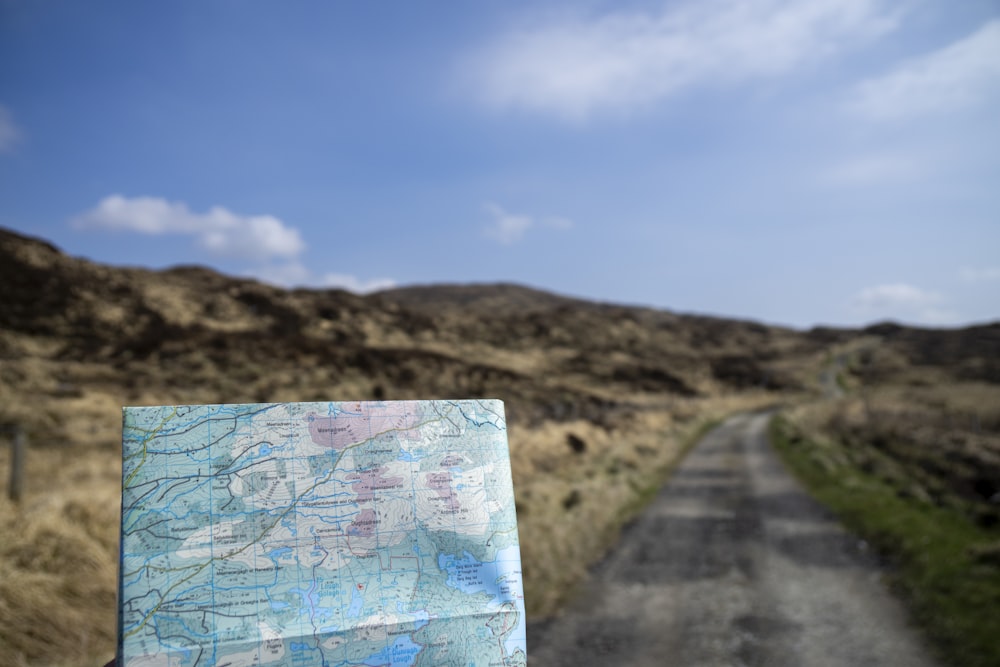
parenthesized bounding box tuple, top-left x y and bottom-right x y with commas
(0, 104, 23, 153)
(960, 267, 1000, 283)
(854, 282, 940, 309)
(483, 203, 533, 245)
(848, 19, 1000, 120)
(73, 194, 397, 292)
(482, 202, 573, 245)
(851, 282, 957, 324)
(73, 194, 304, 261)
(250, 265, 395, 293)
(463, 0, 899, 121)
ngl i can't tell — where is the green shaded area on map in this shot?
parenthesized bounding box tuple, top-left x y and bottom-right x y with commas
(118, 399, 526, 667)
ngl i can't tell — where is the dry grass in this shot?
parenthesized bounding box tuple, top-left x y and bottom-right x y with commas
(0, 376, 775, 667)
(0, 439, 120, 667)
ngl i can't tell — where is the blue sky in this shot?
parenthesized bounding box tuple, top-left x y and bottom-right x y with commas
(1, 0, 998, 328)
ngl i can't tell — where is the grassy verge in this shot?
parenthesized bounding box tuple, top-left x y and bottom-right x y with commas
(770, 413, 1000, 667)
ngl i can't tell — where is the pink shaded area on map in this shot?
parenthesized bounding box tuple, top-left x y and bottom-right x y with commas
(426, 471, 459, 511)
(305, 402, 423, 450)
(346, 467, 405, 504)
(347, 509, 378, 537)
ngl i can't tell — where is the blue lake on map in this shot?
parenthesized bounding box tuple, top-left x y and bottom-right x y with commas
(438, 550, 505, 602)
(438, 547, 526, 657)
(268, 547, 293, 560)
(397, 448, 428, 463)
(347, 586, 364, 618)
(362, 635, 423, 667)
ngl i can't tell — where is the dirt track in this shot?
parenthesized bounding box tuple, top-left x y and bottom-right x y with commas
(527, 412, 941, 666)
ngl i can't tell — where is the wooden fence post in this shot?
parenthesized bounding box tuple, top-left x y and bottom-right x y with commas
(7, 425, 25, 503)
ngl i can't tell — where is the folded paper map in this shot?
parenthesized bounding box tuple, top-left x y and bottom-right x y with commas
(118, 399, 526, 666)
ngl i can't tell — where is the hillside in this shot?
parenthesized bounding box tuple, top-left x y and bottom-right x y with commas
(0, 226, 829, 430)
(1, 225, 998, 667)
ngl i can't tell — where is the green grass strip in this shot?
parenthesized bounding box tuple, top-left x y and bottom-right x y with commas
(770, 414, 1000, 667)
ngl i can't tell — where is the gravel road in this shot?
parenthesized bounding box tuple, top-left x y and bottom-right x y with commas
(527, 412, 941, 666)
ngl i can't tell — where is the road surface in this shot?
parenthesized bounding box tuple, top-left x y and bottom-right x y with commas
(527, 412, 940, 667)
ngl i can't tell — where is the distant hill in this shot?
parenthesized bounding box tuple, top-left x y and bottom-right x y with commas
(0, 226, 821, 425)
(2, 225, 996, 428)
(375, 282, 590, 315)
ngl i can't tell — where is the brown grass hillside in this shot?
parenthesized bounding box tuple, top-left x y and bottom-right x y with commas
(1, 226, 997, 666)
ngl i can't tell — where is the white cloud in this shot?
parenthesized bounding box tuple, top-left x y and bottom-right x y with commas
(73, 194, 397, 293)
(854, 282, 941, 309)
(0, 104, 23, 153)
(849, 20, 1000, 120)
(851, 282, 958, 324)
(482, 202, 573, 245)
(247, 264, 394, 293)
(197, 208, 303, 260)
(463, 0, 899, 121)
(321, 273, 397, 294)
(73, 194, 304, 261)
(960, 267, 1000, 283)
(483, 203, 534, 244)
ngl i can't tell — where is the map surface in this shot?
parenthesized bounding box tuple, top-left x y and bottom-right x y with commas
(119, 399, 525, 667)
